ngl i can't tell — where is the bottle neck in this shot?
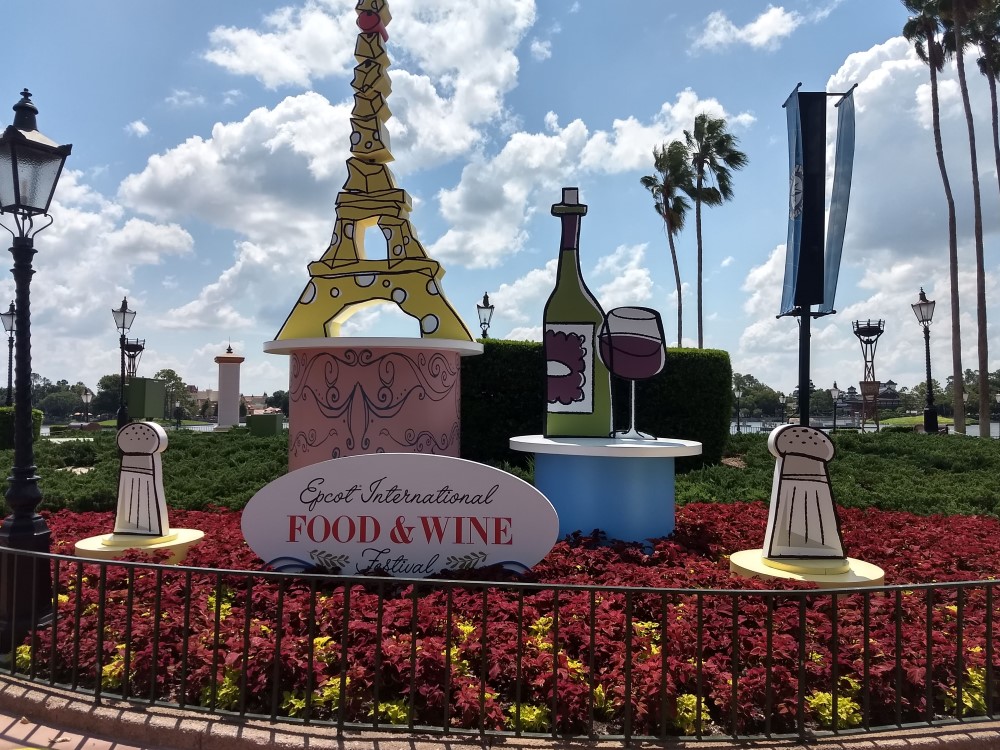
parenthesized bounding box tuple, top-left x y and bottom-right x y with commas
(556, 215, 583, 284)
(560, 214, 581, 250)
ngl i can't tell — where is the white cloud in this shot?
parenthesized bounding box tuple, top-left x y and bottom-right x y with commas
(491, 259, 557, 325)
(530, 39, 552, 60)
(594, 244, 654, 309)
(205, 3, 358, 89)
(432, 90, 752, 268)
(505, 325, 542, 341)
(119, 92, 347, 243)
(690, 6, 802, 53)
(721, 256, 735, 268)
(125, 120, 149, 137)
(165, 90, 206, 108)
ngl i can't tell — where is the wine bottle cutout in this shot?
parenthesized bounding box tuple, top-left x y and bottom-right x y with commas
(543, 187, 612, 438)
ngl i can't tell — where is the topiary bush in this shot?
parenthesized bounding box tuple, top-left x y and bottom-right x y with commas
(0, 406, 42, 449)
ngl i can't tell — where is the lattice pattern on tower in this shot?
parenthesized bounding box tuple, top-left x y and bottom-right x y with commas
(853, 319, 884, 430)
(275, 0, 474, 342)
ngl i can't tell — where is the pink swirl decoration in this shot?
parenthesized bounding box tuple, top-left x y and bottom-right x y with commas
(289, 348, 461, 462)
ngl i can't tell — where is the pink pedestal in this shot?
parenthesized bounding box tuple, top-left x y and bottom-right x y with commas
(264, 338, 483, 471)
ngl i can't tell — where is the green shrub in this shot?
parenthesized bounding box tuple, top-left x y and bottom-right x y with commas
(461, 339, 544, 466)
(0, 406, 42, 449)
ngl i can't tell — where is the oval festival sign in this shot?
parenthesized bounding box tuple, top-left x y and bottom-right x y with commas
(242, 453, 559, 576)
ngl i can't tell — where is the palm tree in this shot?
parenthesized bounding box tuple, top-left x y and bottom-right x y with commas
(901, 0, 965, 434)
(943, 0, 990, 438)
(966, 5, 1000, 198)
(640, 140, 693, 347)
(683, 114, 748, 349)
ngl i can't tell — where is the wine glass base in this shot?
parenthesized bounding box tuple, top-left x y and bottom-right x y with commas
(612, 428, 656, 441)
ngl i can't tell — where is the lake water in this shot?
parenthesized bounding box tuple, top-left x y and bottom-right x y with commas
(731, 420, 1000, 438)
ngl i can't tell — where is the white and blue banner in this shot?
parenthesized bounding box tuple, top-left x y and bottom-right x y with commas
(819, 89, 855, 314)
(779, 87, 804, 317)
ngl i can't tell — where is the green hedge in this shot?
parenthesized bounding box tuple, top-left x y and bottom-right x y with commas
(461, 340, 731, 469)
(0, 406, 43, 449)
(461, 339, 544, 465)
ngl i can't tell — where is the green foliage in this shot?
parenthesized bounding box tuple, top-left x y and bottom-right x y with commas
(0, 430, 289, 515)
(944, 665, 988, 716)
(806, 691, 862, 729)
(631, 347, 731, 469)
(38, 391, 83, 423)
(677, 431, 1000, 517)
(505, 703, 550, 732)
(879, 424, 914, 433)
(369, 699, 410, 725)
(674, 693, 702, 735)
(461, 339, 544, 466)
(461, 339, 732, 469)
(0, 406, 42, 449)
(8, 420, 1000, 519)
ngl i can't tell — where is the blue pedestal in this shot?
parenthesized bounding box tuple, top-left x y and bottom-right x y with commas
(510, 436, 702, 543)
(534, 453, 675, 540)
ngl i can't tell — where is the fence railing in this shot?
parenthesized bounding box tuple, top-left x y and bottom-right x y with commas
(2, 547, 999, 744)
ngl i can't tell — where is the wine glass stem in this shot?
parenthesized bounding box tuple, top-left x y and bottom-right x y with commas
(629, 381, 637, 434)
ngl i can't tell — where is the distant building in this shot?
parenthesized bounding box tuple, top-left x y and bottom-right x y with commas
(841, 380, 900, 420)
(242, 393, 281, 416)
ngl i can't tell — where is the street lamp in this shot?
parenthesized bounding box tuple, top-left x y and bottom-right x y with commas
(0, 302, 13, 407)
(174, 400, 181, 429)
(476, 292, 494, 339)
(911, 288, 939, 435)
(0, 88, 71, 644)
(81, 389, 92, 423)
(112, 297, 136, 429)
(779, 393, 786, 423)
(734, 388, 743, 433)
(830, 381, 840, 431)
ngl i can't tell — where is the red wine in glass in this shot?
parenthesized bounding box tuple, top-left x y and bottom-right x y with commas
(598, 307, 666, 439)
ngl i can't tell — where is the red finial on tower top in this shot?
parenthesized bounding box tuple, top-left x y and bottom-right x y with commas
(357, 11, 388, 41)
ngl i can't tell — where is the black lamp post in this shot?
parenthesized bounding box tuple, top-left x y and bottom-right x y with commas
(476, 292, 494, 338)
(830, 381, 840, 431)
(112, 297, 136, 429)
(0, 89, 71, 646)
(0, 302, 13, 407)
(779, 394, 786, 423)
(911, 288, 939, 435)
(81, 389, 91, 423)
(734, 388, 742, 433)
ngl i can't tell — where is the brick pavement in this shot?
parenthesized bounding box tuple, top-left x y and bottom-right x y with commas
(3, 677, 1000, 750)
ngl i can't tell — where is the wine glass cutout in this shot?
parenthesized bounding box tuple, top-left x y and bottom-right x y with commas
(598, 306, 666, 440)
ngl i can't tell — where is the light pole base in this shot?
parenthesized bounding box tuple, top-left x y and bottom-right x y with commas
(0, 515, 53, 651)
(923, 406, 939, 435)
(116, 405, 130, 430)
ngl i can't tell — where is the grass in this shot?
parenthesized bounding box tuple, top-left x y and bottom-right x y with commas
(880, 415, 955, 426)
(3, 429, 999, 519)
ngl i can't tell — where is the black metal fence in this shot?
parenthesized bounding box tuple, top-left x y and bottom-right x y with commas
(3, 547, 999, 744)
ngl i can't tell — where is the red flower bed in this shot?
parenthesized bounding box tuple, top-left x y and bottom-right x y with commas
(17, 502, 1000, 738)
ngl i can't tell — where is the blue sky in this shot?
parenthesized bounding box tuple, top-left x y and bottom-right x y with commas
(2, 0, 997, 400)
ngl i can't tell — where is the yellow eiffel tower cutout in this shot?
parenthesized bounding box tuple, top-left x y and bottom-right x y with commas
(276, 0, 474, 342)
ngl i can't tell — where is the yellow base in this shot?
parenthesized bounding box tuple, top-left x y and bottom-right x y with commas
(75, 528, 205, 564)
(729, 549, 884, 588)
